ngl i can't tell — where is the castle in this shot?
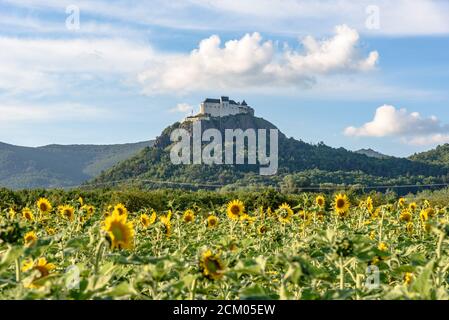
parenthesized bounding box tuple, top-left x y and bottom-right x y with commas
(184, 96, 254, 122)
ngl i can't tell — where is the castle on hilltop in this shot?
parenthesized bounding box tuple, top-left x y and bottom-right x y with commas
(184, 96, 254, 122)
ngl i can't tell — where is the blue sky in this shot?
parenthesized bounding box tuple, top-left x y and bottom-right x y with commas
(1, 0, 449, 157)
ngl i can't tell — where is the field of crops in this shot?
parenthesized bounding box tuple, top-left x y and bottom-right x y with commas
(0, 193, 448, 300)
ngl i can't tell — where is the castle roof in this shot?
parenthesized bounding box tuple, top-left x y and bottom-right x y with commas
(203, 97, 250, 107)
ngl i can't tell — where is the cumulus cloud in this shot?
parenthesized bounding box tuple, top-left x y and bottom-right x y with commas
(138, 25, 378, 93)
(344, 105, 449, 146)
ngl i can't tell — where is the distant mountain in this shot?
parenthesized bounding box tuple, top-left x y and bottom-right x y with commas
(0, 140, 154, 189)
(409, 144, 449, 167)
(91, 114, 449, 192)
(355, 148, 391, 159)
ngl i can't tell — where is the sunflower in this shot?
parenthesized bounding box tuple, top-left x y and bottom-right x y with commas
(315, 195, 325, 208)
(404, 272, 413, 285)
(406, 222, 414, 234)
(22, 257, 56, 288)
(24, 231, 38, 246)
(149, 210, 157, 224)
(399, 209, 412, 222)
(140, 214, 151, 228)
(113, 203, 128, 216)
(334, 194, 350, 217)
(226, 200, 245, 220)
(8, 208, 16, 220)
(78, 197, 84, 206)
(46, 227, 56, 236)
(420, 208, 435, 222)
(378, 242, 388, 252)
(22, 207, 34, 221)
(183, 209, 195, 223)
(207, 215, 218, 228)
(398, 198, 406, 208)
(36, 198, 52, 214)
(160, 214, 172, 236)
(409, 202, 417, 212)
(103, 210, 135, 250)
(257, 225, 268, 235)
(199, 249, 225, 280)
(81, 205, 95, 218)
(365, 196, 374, 213)
(276, 203, 293, 223)
(59, 205, 75, 222)
(240, 214, 256, 225)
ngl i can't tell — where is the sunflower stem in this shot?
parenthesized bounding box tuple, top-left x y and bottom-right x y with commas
(339, 257, 345, 290)
(94, 240, 105, 275)
(15, 257, 21, 283)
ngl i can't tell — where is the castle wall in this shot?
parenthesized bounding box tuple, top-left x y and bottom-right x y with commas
(201, 101, 252, 117)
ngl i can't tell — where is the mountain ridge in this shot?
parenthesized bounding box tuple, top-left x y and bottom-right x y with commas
(91, 114, 449, 191)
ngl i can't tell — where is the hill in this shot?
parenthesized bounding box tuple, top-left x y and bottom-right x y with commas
(355, 148, 390, 159)
(409, 144, 449, 167)
(91, 114, 449, 192)
(0, 140, 154, 189)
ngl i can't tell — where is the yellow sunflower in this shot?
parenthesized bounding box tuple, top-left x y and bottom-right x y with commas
(22, 207, 34, 221)
(257, 225, 268, 235)
(365, 196, 374, 213)
(404, 272, 413, 285)
(24, 231, 38, 247)
(276, 203, 293, 223)
(334, 194, 350, 217)
(183, 209, 195, 223)
(406, 222, 414, 234)
(81, 205, 95, 218)
(207, 215, 218, 228)
(113, 203, 128, 216)
(160, 214, 172, 236)
(22, 257, 56, 288)
(36, 198, 52, 214)
(420, 208, 435, 222)
(399, 209, 412, 222)
(226, 200, 245, 220)
(315, 195, 325, 208)
(8, 208, 16, 220)
(59, 205, 75, 222)
(103, 210, 135, 250)
(398, 198, 406, 208)
(149, 210, 157, 224)
(199, 249, 225, 280)
(409, 202, 417, 212)
(240, 214, 256, 225)
(140, 214, 151, 228)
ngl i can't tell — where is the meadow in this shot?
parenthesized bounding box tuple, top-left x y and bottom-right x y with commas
(0, 188, 448, 300)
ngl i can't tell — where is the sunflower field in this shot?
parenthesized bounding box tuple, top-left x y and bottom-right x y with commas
(1, 191, 449, 300)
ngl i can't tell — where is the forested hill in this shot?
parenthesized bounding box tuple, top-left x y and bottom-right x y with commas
(0, 140, 154, 189)
(91, 114, 449, 191)
(409, 144, 449, 167)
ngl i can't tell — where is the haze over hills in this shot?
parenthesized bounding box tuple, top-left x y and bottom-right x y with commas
(0, 141, 154, 189)
(354, 148, 391, 159)
(91, 114, 449, 192)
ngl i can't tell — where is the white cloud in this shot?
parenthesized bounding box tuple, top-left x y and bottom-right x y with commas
(0, 102, 106, 124)
(139, 25, 378, 93)
(0, 37, 154, 95)
(169, 103, 194, 113)
(4, 0, 449, 36)
(344, 105, 449, 146)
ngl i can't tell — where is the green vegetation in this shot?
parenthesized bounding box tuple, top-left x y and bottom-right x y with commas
(0, 141, 153, 189)
(92, 115, 449, 193)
